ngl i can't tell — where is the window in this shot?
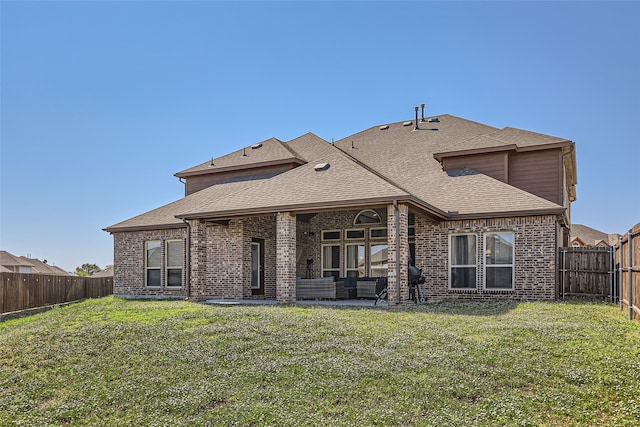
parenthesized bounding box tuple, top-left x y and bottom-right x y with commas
(322, 230, 341, 240)
(370, 228, 387, 239)
(449, 234, 477, 289)
(146, 241, 161, 287)
(346, 244, 365, 278)
(485, 232, 514, 289)
(354, 209, 381, 225)
(370, 244, 388, 277)
(322, 245, 340, 278)
(166, 240, 183, 287)
(345, 229, 365, 240)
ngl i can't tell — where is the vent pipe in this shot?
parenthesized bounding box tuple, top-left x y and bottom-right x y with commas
(421, 103, 426, 122)
(414, 106, 420, 131)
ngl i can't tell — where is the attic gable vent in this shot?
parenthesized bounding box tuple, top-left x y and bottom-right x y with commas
(314, 162, 330, 171)
(379, 125, 389, 130)
(402, 121, 412, 127)
(251, 143, 262, 149)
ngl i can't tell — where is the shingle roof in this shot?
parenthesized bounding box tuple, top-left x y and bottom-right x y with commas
(570, 224, 618, 246)
(106, 114, 571, 232)
(333, 114, 566, 216)
(0, 250, 34, 268)
(176, 133, 412, 219)
(175, 137, 304, 177)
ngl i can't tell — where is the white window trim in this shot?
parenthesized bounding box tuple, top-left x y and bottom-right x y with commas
(484, 232, 515, 290)
(448, 233, 478, 290)
(165, 239, 184, 288)
(145, 240, 162, 288)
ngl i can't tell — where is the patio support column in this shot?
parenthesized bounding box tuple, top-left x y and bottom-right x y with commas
(387, 202, 410, 304)
(276, 211, 297, 303)
(189, 219, 208, 301)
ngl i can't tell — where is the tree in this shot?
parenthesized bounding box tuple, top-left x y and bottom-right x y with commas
(75, 263, 102, 277)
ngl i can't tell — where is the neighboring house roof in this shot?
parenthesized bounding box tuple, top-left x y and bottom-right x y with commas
(92, 265, 114, 278)
(0, 265, 12, 273)
(18, 257, 71, 275)
(105, 114, 573, 233)
(0, 250, 34, 269)
(570, 224, 618, 247)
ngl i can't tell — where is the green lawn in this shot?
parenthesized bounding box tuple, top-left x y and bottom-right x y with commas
(1, 297, 639, 426)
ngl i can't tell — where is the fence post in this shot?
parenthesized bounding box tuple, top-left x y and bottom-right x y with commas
(561, 248, 566, 299)
(619, 235, 623, 309)
(628, 230, 633, 320)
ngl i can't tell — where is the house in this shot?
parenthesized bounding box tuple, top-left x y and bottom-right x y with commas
(91, 265, 114, 278)
(0, 250, 71, 275)
(104, 110, 577, 303)
(0, 251, 35, 273)
(570, 224, 618, 248)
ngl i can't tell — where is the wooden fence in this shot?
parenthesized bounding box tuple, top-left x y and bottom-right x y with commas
(0, 273, 113, 314)
(616, 223, 640, 322)
(558, 246, 615, 299)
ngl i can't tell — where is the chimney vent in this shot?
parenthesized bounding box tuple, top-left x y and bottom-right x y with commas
(414, 106, 420, 131)
(421, 104, 426, 122)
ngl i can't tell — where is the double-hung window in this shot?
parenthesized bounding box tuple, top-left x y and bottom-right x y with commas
(449, 234, 477, 289)
(485, 232, 514, 289)
(166, 240, 183, 287)
(145, 241, 162, 287)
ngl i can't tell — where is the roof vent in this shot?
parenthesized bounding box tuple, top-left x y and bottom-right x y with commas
(428, 117, 440, 123)
(402, 121, 412, 127)
(379, 125, 389, 130)
(314, 162, 330, 171)
(251, 143, 262, 149)
(242, 147, 247, 157)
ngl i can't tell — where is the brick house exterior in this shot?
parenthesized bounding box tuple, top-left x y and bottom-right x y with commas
(105, 112, 577, 304)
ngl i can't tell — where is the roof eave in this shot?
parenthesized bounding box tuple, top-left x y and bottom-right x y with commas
(103, 223, 187, 234)
(445, 206, 566, 221)
(175, 195, 449, 221)
(175, 158, 306, 178)
(433, 140, 572, 162)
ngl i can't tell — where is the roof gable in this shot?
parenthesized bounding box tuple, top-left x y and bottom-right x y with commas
(175, 137, 305, 178)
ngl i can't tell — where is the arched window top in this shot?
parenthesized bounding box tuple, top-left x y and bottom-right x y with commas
(354, 209, 381, 225)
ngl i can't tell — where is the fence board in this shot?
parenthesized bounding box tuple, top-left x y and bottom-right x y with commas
(558, 247, 613, 298)
(616, 223, 640, 323)
(0, 273, 113, 314)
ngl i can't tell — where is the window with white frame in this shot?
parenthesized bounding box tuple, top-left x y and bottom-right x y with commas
(145, 241, 162, 287)
(449, 234, 477, 289)
(485, 232, 514, 289)
(166, 240, 183, 287)
(322, 244, 340, 278)
(345, 244, 365, 278)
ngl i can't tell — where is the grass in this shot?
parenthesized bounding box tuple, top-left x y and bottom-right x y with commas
(1, 297, 639, 426)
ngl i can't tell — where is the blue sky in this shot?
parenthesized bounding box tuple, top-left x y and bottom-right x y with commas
(1, 1, 639, 272)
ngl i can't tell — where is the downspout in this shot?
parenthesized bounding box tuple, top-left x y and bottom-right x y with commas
(394, 200, 400, 305)
(182, 219, 191, 298)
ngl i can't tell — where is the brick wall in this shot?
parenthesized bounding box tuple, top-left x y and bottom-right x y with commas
(276, 212, 296, 303)
(112, 227, 188, 299)
(415, 214, 559, 301)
